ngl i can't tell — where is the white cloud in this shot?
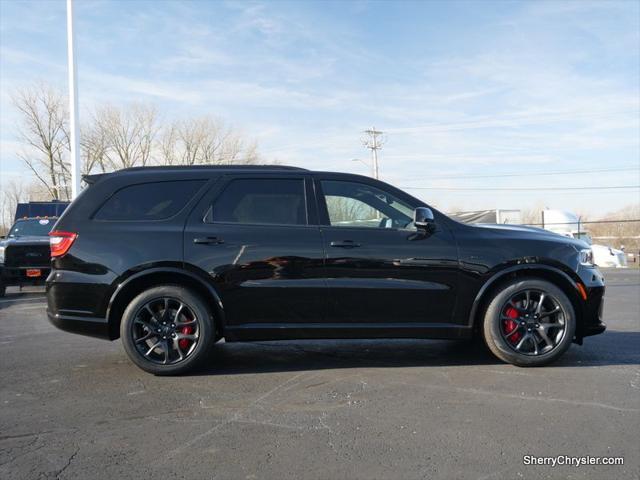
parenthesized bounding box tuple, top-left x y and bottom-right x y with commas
(0, 0, 638, 215)
(80, 70, 203, 104)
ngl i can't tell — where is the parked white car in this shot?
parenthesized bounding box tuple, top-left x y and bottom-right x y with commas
(591, 244, 628, 268)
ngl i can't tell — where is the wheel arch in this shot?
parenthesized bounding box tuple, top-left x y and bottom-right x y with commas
(106, 267, 225, 340)
(469, 264, 586, 341)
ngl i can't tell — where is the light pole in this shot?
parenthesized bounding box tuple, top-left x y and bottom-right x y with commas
(351, 158, 375, 178)
(66, 0, 81, 199)
(361, 127, 384, 180)
(370, 133, 379, 180)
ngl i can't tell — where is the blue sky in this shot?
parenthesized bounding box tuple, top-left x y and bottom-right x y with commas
(1, 0, 639, 216)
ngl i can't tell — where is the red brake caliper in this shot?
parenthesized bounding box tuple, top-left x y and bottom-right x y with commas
(178, 315, 193, 350)
(503, 307, 522, 344)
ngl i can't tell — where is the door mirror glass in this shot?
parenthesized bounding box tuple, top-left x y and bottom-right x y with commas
(414, 207, 435, 232)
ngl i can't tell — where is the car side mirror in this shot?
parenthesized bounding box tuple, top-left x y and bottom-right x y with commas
(414, 207, 435, 233)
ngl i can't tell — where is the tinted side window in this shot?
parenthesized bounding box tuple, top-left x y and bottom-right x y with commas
(209, 179, 307, 225)
(321, 180, 414, 229)
(94, 180, 206, 221)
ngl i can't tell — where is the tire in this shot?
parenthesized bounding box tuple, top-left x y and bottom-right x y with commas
(120, 285, 215, 375)
(0, 277, 5, 297)
(482, 278, 576, 367)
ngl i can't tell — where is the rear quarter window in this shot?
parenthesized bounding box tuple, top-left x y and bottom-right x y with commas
(94, 180, 206, 221)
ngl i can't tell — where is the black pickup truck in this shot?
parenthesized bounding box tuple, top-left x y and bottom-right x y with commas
(0, 217, 56, 297)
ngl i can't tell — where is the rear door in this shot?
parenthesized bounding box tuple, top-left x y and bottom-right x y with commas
(184, 174, 326, 337)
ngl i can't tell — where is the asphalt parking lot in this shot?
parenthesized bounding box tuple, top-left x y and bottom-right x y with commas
(1, 269, 638, 480)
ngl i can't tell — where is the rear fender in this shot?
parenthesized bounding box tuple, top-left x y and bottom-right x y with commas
(106, 266, 225, 339)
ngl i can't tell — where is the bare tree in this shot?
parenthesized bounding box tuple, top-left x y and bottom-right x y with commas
(80, 119, 109, 175)
(0, 179, 60, 234)
(12, 84, 70, 200)
(159, 122, 180, 166)
(0, 180, 26, 234)
(590, 203, 640, 252)
(95, 103, 158, 170)
(159, 116, 259, 166)
(11, 84, 265, 210)
(521, 203, 547, 225)
(325, 196, 375, 224)
(174, 117, 212, 165)
(215, 130, 259, 165)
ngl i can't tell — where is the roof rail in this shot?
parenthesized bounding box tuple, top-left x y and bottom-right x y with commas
(119, 164, 308, 172)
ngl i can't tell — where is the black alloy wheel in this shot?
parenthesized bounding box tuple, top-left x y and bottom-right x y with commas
(482, 278, 576, 367)
(120, 285, 214, 375)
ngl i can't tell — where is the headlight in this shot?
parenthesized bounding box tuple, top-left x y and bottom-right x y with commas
(579, 248, 593, 266)
(0, 246, 4, 264)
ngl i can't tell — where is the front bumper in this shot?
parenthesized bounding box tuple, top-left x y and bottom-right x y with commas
(576, 265, 606, 340)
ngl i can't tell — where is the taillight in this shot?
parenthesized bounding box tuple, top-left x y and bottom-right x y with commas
(49, 231, 78, 258)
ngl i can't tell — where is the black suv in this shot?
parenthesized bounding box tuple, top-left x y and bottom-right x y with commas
(1, 217, 57, 297)
(46, 166, 605, 375)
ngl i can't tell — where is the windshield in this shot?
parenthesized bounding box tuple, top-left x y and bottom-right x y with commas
(8, 218, 55, 237)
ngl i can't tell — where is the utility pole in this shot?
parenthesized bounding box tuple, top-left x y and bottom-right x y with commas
(362, 127, 384, 180)
(66, 0, 81, 199)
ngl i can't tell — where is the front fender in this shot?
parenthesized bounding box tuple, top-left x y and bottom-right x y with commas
(467, 262, 585, 329)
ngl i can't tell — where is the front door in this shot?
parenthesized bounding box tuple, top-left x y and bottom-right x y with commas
(184, 175, 326, 338)
(316, 176, 459, 329)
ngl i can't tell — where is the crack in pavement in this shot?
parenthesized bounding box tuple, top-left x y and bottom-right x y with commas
(166, 371, 308, 458)
(54, 448, 78, 480)
(0, 431, 54, 441)
(390, 380, 640, 413)
(0, 434, 45, 468)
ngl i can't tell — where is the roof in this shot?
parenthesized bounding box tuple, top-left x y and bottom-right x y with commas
(14, 201, 69, 221)
(83, 164, 308, 185)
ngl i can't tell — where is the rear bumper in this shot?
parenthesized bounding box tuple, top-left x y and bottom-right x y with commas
(46, 268, 118, 340)
(1, 267, 50, 286)
(47, 310, 111, 340)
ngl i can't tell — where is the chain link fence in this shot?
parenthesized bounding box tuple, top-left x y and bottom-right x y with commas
(521, 219, 640, 265)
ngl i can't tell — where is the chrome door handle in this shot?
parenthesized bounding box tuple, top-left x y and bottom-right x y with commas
(193, 236, 224, 245)
(330, 240, 361, 248)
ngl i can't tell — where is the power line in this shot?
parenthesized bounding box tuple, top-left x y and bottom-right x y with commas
(422, 166, 640, 180)
(411, 190, 637, 196)
(402, 185, 640, 191)
(386, 109, 638, 134)
(525, 219, 640, 226)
